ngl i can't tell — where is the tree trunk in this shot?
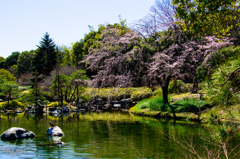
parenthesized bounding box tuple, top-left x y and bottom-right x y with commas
(161, 77, 176, 118)
(192, 76, 198, 93)
(161, 78, 170, 105)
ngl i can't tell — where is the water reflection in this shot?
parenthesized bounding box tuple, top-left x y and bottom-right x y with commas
(0, 111, 208, 158)
(1, 138, 34, 145)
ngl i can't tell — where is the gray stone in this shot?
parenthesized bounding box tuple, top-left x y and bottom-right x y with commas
(47, 126, 64, 136)
(1, 127, 35, 140)
(62, 106, 70, 113)
(113, 104, 121, 108)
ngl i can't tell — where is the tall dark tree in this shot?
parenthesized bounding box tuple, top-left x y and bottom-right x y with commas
(4, 52, 20, 69)
(32, 32, 56, 76)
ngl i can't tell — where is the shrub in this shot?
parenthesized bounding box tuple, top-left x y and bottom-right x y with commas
(18, 88, 48, 105)
(152, 88, 162, 97)
(134, 96, 170, 112)
(168, 79, 185, 94)
(0, 100, 26, 109)
(47, 101, 68, 107)
(0, 69, 16, 81)
(173, 98, 206, 113)
(130, 87, 152, 101)
(85, 87, 152, 101)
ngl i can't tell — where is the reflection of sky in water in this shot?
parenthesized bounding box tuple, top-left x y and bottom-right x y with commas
(0, 112, 218, 158)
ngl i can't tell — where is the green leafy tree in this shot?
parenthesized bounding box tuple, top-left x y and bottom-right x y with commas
(0, 57, 5, 69)
(1, 81, 19, 107)
(50, 74, 70, 106)
(61, 46, 72, 66)
(0, 69, 16, 81)
(71, 41, 84, 67)
(10, 64, 18, 79)
(50, 70, 89, 105)
(17, 50, 35, 75)
(0, 75, 6, 96)
(172, 0, 240, 37)
(18, 88, 47, 106)
(82, 25, 106, 57)
(69, 70, 89, 105)
(4, 52, 20, 69)
(32, 32, 56, 76)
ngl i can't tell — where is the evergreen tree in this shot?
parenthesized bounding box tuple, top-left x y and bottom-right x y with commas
(32, 32, 56, 76)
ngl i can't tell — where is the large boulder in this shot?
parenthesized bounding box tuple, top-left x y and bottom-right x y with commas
(47, 126, 64, 136)
(1, 127, 35, 140)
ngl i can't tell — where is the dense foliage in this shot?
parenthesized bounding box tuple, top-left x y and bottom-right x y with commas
(172, 0, 240, 37)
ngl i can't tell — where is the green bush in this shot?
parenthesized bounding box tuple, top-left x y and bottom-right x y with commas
(18, 88, 48, 105)
(134, 96, 170, 112)
(130, 87, 152, 101)
(47, 101, 68, 107)
(173, 98, 206, 113)
(0, 100, 26, 109)
(152, 88, 162, 97)
(85, 87, 152, 101)
(0, 69, 16, 81)
(168, 79, 185, 94)
(85, 88, 132, 101)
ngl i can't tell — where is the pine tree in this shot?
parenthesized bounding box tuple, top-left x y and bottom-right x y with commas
(32, 32, 56, 76)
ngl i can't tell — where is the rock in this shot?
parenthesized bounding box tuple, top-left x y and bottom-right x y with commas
(113, 104, 121, 108)
(1, 127, 35, 140)
(15, 110, 22, 113)
(52, 109, 61, 114)
(120, 98, 133, 108)
(47, 126, 64, 136)
(62, 106, 70, 113)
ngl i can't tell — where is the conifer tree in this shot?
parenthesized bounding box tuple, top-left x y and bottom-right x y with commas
(32, 32, 56, 76)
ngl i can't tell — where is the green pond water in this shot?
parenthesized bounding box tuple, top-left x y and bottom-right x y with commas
(0, 111, 237, 158)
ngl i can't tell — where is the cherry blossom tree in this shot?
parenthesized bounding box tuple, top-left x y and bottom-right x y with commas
(132, 0, 184, 105)
(82, 25, 150, 88)
(181, 36, 233, 93)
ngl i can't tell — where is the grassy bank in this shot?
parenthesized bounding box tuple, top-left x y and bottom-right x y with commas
(129, 93, 208, 121)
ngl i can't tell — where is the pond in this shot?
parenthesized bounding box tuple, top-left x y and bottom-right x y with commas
(0, 111, 236, 158)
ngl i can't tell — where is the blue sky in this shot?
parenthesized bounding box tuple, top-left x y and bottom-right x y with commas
(0, 0, 156, 58)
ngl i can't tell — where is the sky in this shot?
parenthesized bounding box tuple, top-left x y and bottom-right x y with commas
(0, 0, 156, 58)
